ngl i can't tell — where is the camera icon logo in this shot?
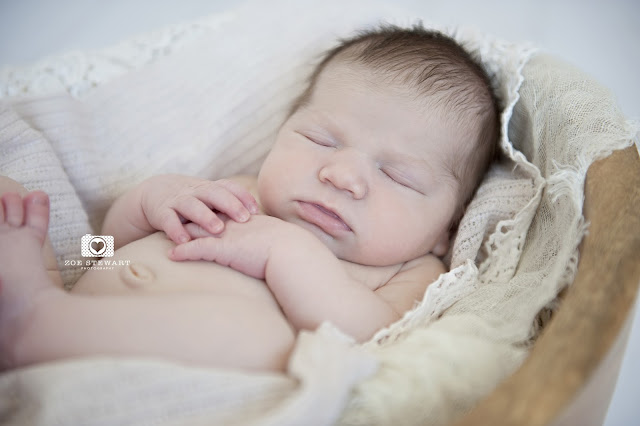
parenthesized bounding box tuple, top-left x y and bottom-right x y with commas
(81, 234, 115, 257)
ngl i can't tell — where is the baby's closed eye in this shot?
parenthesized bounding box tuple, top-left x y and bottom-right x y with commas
(297, 131, 336, 148)
(379, 166, 423, 193)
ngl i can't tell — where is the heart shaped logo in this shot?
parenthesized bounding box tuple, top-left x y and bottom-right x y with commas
(91, 240, 105, 253)
(81, 234, 114, 257)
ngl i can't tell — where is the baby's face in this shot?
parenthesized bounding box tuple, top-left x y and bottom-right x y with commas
(258, 62, 460, 266)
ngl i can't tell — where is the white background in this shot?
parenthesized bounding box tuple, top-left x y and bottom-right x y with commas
(1, 1, 638, 424)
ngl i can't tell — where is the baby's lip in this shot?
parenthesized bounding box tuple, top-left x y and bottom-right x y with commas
(295, 201, 352, 235)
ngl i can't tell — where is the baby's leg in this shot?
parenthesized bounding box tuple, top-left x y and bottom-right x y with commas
(0, 189, 64, 366)
(0, 176, 63, 289)
(0, 191, 293, 371)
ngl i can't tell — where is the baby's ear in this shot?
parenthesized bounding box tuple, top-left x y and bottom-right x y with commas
(432, 231, 450, 257)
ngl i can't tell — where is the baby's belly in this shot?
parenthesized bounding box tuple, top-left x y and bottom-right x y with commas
(73, 233, 279, 310)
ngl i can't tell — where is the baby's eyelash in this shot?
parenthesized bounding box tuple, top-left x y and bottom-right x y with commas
(303, 135, 334, 148)
(381, 168, 423, 193)
(297, 131, 334, 147)
(307, 136, 333, 147)
(381, 168, 408, 186)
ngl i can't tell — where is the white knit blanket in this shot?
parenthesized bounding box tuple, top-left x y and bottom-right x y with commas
(1, 1, 636, 425)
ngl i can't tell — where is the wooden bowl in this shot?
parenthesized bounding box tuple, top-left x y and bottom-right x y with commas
(454, 146, 640, 425)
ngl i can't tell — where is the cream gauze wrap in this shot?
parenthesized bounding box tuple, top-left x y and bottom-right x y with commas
(0, 1, 636, 425)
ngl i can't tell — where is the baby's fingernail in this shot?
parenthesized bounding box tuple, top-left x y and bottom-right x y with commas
(178, 235, 189, 243)
(239, 211, 250, 221)
(211, 221, 224, 233)
(249, 204, 259, 214)
(31, 194, 48, 205)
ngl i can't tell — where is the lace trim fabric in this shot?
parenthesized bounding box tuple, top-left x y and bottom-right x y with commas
(369, 31, 540, 344)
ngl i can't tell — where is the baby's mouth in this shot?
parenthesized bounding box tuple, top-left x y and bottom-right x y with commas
(295, 201, 352, 235)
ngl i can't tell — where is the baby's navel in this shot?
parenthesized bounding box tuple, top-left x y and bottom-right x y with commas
(120, 262, 156, 289)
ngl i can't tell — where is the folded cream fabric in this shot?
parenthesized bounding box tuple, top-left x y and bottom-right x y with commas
(1, 0, 636, 425)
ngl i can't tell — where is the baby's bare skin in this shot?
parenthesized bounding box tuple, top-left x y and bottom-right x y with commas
(74, 175, 400, 299)
(74, 232, 400, 298)
(0, 188, 295, 370)
(71, 176, 405, 370)
(0, 177, 300, 371)
(71, 231, 403, 369)
(0, 175, 441, 372)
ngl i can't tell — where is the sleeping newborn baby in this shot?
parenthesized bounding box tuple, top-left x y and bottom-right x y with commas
(0, 25, 498, 371)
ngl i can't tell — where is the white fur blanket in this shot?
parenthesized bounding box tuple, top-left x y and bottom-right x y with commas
(1, 1, 636, 425)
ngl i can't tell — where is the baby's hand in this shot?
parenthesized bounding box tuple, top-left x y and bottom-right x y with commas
(140, 175, 258, 244)
(169, 215, 308, 280)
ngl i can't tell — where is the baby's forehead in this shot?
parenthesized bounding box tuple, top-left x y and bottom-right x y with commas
(306, 58, 476, 149)
(319, 63, 464, 124)
(316, 59, 459, 116)
(318, 59, 409, 91)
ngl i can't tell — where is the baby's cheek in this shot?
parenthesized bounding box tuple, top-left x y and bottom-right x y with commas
(373, 225, 429, 264)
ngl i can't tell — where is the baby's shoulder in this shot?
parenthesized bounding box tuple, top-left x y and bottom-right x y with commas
(374, 254, 447, 315)
(396, 254, 447, 277)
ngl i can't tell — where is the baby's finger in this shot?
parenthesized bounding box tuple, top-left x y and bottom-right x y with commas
(159, 210, 191, 244)
(177, 197, 225, 234)
(169, 237, 224, 263)
(201, 185, 252, 223)
(216, 179, 259, 214)
(184, 222, 217, 239)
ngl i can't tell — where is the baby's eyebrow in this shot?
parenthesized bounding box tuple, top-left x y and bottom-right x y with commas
(386, 149, 461, 188)
(382, 149, 432, 172)
(298, 106, 347, 137)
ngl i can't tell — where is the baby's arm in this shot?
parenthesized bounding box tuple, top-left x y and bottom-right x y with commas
(170, 216, 432, 342)
(102, 175, 258, 249)
(265, 232, 401, 341)
(259, 248, 444, 341)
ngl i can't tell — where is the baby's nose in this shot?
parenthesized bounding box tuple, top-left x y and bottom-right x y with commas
(318, 150, 369, 199)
